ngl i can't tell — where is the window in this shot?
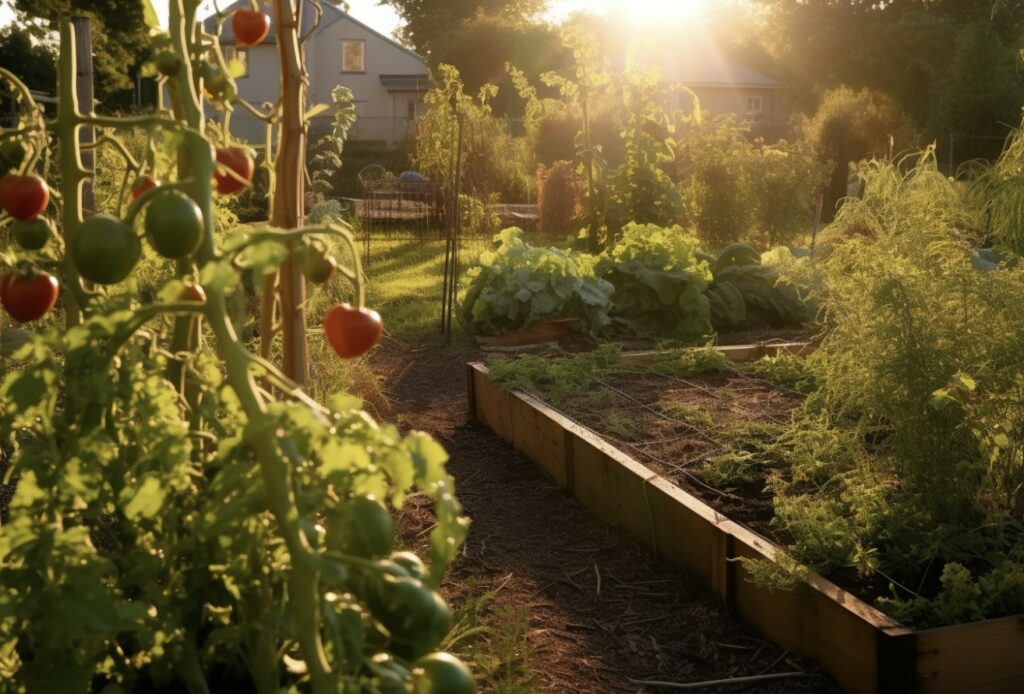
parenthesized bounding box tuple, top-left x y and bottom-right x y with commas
(342, 40, 365, 73)
(226, 47, 248, 78)
(746, 95, 763, 115)
(406, 100, 416, 120)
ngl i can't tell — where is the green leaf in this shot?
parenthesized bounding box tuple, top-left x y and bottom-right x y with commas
(122, 476, 167, 520)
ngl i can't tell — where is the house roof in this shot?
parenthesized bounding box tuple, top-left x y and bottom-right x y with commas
(626, 33, 779, 90)
(207, 1, 424, 64)
(667, 57, 778, 89)
(380, 74, 430, 92)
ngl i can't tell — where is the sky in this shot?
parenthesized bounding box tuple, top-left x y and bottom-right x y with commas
(0, 1, 714, 42)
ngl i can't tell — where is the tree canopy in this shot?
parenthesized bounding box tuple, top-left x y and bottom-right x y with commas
(10, 0, 150, 98)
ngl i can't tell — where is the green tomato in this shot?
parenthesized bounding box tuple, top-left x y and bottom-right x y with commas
(72, 214, 141, 285)
(412, 653, 475, 694)
(12, 218, 51, 250)
(374, 576, 451, 657)
(303, 250, 337, 284)
(144, 190, 204, 259)
(1, 140, 26, 168)
(326, 496, 394, 559)
(389, 551, 427, 581)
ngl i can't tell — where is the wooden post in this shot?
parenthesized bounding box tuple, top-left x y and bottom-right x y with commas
(271, 0, 310, 384)
(72, 17, 95, 215)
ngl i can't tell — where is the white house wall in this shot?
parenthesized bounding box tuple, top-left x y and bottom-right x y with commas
(211, 11, 427, 144)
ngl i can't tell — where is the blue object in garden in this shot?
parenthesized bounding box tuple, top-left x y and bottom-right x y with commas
(400, 170, 428, 183)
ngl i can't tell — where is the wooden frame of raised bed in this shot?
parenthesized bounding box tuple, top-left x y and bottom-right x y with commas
(466, 343, 1024, 694)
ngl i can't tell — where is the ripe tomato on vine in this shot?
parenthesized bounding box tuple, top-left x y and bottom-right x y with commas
(324, 303, 383, 358)
(232, 9, 271, 46)
(214, 147, 254, 194)
(0, 270, 58, 323)
(0, 174, 48, 221)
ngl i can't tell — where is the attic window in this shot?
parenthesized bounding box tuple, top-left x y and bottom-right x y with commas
(342, 40, 365, 73)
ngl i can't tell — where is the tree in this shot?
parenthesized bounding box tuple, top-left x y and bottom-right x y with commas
(384, 0, 543, 57)
(428, 12, 568, 118)
(11, 0, 150, 98)
(754, 0, 1024, 159)
(0, 26, 56, 95)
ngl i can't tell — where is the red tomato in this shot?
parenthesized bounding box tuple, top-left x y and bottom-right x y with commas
(0, 271, 59, 323)
(324, 304, 383, 359)
(131, 176, 159, 200)
(0, 174, 49, 221)
(214, 147, 254, 195)
(232, 9, 271, 46)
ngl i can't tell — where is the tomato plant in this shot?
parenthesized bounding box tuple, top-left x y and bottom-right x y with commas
(324, 303, 384, 358)
(232, 8, 271, 46)
(0, 173, 48, 221)
(0, 4, 471, 692)
(0, 270, 58, 322)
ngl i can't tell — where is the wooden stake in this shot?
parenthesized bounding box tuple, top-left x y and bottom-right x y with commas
(271, 0, 309, 385)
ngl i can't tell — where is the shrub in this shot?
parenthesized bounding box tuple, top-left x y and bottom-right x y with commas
(801, 86, 916, 221)
(677, 117, 827, 249)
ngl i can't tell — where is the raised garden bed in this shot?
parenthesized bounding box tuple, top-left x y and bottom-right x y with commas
(466, 343, 1024, 694)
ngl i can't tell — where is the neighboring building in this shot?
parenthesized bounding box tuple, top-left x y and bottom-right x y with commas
(206, 1, 428, 144)
(630, 34, 789, 138)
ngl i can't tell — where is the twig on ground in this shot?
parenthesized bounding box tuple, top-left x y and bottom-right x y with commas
(627, 670, 816, 689)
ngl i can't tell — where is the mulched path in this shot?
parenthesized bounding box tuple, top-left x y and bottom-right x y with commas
(372, 336, 834, 693)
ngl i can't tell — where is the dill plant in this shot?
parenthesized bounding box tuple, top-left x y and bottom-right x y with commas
(765, 149, 1024, 625)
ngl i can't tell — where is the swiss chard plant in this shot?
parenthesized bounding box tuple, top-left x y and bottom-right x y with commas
(461, 227, 613, 336)
(0, 2, 472, 692)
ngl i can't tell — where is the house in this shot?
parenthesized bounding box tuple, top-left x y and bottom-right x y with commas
(206, 1, 428, 144)
(625, 32, 788, 138)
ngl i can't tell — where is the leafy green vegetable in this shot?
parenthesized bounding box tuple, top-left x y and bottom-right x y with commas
(596, 222, 712, 341)
(706, 243, 810, 331)
(461, 227, 613, 335)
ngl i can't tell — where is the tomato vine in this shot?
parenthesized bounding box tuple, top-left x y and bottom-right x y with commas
(0, 2, 471, 692)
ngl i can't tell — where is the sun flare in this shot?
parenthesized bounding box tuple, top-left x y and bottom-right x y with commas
(610, 0, 710, 24)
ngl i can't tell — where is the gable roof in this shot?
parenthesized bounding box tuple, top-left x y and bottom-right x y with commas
(208, 0, 424, 64)
(621, 32, 779, 90)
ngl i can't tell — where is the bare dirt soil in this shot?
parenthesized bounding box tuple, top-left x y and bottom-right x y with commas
(373, 337, 833, 693)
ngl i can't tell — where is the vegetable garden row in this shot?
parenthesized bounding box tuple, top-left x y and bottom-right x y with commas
(462, 148, 1024, 692)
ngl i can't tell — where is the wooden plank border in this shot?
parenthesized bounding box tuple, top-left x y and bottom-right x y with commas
(466, 343, 1024, 694)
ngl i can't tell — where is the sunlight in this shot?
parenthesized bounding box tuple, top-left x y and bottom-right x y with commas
(610, 0, 709, 24)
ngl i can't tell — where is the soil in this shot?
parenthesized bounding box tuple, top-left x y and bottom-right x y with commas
(373, 336, 833, 693)
(550, 370, 802, 536)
